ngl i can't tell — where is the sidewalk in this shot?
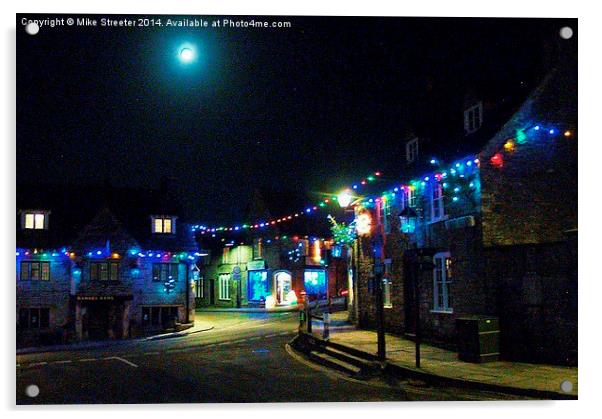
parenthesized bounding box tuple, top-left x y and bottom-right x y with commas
(17, 315, 214, 354)
(197, 305, 300, 313)
(319, 312, 578, 398)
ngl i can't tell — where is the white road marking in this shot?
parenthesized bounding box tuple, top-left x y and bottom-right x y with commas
(54, 360, 72, 364)
(78, 358, 97, 362)
(104, 356, 138, 368)
(264, 333, 278, 338)
(144, 352, 160, 356)
(29, 362, 48, 367)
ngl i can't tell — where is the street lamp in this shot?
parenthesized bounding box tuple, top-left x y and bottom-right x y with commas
(337, 189, 353, 208)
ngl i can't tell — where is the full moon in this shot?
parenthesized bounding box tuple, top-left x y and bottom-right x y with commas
(179, 47, 194, 63)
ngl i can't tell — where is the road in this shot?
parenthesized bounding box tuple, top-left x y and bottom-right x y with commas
(16, 311, 526, 404)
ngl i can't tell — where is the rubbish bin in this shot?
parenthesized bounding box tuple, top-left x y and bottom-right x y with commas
(456, 316, 500, 363)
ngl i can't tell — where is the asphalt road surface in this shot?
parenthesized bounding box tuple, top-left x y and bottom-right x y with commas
(16, 312, 527, 404)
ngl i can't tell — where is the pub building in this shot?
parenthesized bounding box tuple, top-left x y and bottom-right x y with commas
(16, 183, 199, 347)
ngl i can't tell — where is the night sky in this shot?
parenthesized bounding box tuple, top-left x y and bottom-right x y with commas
(17, 15, 570, 224)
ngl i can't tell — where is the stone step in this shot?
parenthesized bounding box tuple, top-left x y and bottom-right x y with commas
(307, 350, 361, 376)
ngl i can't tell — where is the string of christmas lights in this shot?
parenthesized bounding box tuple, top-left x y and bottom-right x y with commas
(191, 171, 386, 234)
(15, 248, 206, 261)
(192, 123, 573, 236)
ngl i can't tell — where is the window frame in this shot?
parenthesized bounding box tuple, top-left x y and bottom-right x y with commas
(218, 273, 231, 300)
(430, 182, 445, 222)
(464, 102, 483, 134)
(19, 261, 50, 281)
(21, 210, 49, 230)
(151, 216, 176, 234)
(90, 261, 121, 282)
(432, 252, 453, 313)
(152, 262, 180, 283)
(19, 307, 50, 329)
(406, 138, 419, 163)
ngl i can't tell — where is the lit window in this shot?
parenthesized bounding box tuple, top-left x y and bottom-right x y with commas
(380, 200, 391, 234)
(218, 274, 231, 300)
(304, 269, 327, 297)
(464, 102, 483, 134)
(22, 211, 48, 230)
(406, 138, 419, 163)
(152, 216, 175, 234)
(433, 252, 453, 312)
(248, 270, 269, 301)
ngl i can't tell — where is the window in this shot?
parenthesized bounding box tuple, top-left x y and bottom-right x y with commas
(20, 261, 50, 281)
(380, 200, 391, 234)
(253, 238, 263, 260)
(19, 308, 50, 329)
(406, 138, 419, 163)
(90, 262, 120, 281)
(218, 274, 230, 300)
(383, 260, 392, 308)
(304, 269, 327, 298)
(464, 102, 483, 134)
(404, 188, 416, 208)
(142, 306, 179, 327)
(195, 274, 204, 299)
(152, 263, 179, 282)
(433, 252, 453, 312)
(222, 247, 230, 264)
(22, 211, 48, 230)
(151, 216, 175, 234)
(248, 270, 269, 301)
(431, 183, 445, 222)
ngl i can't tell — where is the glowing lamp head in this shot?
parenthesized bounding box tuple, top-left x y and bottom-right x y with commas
(355, 212, 372, 236)
(179, 47, 195, 63)
(337, 190, 353, 208)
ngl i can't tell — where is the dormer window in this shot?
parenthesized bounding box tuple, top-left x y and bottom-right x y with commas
(21, 210, 49, 230)
(406, 138, 419, 163)
(464, 102, 483, 134)
(151, 216, 176, 234)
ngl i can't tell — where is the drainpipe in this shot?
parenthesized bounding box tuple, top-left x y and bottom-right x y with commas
(185, 263, 190, 323)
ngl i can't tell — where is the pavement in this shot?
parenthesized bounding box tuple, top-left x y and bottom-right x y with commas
(15, 311, 531, 403)
(196, 305, 300, 313)
(308, 312, 578, 399)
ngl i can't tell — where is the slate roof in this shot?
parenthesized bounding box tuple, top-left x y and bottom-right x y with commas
(16, 183, 197, 253)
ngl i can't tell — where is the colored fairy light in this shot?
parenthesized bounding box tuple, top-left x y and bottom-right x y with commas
(454, 187, 460, 193)
(490, 153, 504, 168)
(353, 184, 358, 189)
(534, 125, 540, 131)
(549, 129, 555, 135)
(516, 130, 527, 144)
(430, 158, 437, 165)
(452, 196, 459, 202)
(504, 139, 515, 152)
(466, 160, 472, 167)
(96, 250, 102, 255)
(442, 182, 448, 188)
(374, 171, 381, 176)
(564, 130, 572, 137)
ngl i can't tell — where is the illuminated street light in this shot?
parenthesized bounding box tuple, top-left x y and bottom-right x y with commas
(337, 189, 353, 208)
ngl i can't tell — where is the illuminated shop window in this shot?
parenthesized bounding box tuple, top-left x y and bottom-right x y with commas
(248, 270, 269, 301)
(304, 269, 327, 297)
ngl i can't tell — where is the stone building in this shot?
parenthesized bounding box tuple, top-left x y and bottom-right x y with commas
(351, 50, 576, 365)
(195, 236, 347, 308)
(16, 184, 199, 347)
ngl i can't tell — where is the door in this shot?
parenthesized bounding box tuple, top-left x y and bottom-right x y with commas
(275, 271, 292, 303)
(209, 278, 215, 305)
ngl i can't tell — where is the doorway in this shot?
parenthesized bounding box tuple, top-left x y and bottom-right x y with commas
(275, 271, 292, 304)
